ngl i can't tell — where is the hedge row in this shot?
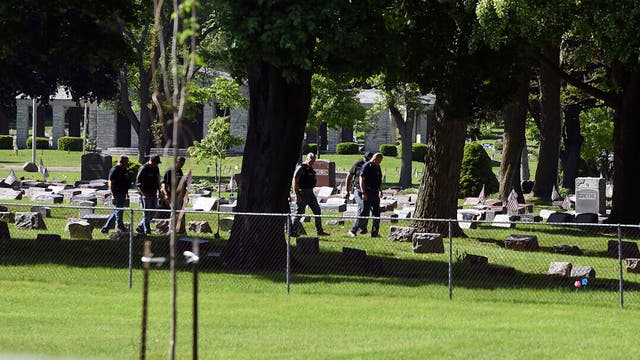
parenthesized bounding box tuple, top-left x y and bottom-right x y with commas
(26, 137, 50, 149)
(57, 136, 83, 151)
(0, 135, 12, 149)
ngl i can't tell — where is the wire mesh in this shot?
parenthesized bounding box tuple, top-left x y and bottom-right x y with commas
(1, 201, 640, 308)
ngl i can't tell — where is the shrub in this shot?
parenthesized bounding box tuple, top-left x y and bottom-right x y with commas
(336, 142, 359, 154)
(57, 136, 83, 151)
(26, 137, 50, 149)
(411, 143, 428, 162)
(379, 144, 398, 157)
(0, 135, 13, 149)
(302, 143, 318, 155)
(458, 142, 499, 198)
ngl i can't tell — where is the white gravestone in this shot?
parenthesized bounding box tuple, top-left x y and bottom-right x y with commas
(575, 177, 605, 215)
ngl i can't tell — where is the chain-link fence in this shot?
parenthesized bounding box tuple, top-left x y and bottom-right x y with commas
(1, 201, 639, 308)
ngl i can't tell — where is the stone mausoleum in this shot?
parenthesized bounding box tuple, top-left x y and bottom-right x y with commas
(15, 83, 434, 154)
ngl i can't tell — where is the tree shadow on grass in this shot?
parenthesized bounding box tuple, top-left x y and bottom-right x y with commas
(2, 236, 639, 293)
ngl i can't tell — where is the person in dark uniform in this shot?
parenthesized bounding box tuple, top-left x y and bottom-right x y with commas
(135, 155, 162, 234)
(348, 152, 383, 238)
(101, 155, 131, 234)
(161, 156, 186, 233)
(344, 151, 373, 234)
(291, 152, 330, 236)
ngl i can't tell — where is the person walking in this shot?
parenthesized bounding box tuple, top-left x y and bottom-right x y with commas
(291, 152, 330, 236)
(136, 155, 162, 235)
(344, 151, 373, 234)
(348, 152, 383, 238)
(161, 156, 187, 233)
(101, 155, 131, 234)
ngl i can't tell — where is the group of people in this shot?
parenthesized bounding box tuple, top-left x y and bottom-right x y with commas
(102, 150, 385, 238)
(291, 151, 384, 238)
(100, 155, 187, 235)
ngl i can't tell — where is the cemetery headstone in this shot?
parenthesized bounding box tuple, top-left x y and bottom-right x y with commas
(15, 212, 47, 230)
(607, 240, 640, 258)
(575, 177, 606, 214)
(553, 244, 583, 256)
(30, 206, 51, 218)
(464, 254, 488, 265)
(65, 219, 93, 239)
(388, 226, 415, 242)
(312, 159, 336, 188)
(412, 233, 444, 254)
(192, 197, 218, 211)
(81, 153, 112, 181)
(548, 262, 572, 277)
(570, 266, 596, 278)
(547, 212, 574, 223)
(574, 213, 599, 224)
(504, 234, 539, 251)
(296, 236, 320, 254)
(626, 259, 640, 274)
(188, 221, 213, 233)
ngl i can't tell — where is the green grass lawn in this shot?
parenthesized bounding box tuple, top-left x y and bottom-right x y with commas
(1, 264, 639, 359)
(2, 206, 640, 358)
(0, 149, 427, 188)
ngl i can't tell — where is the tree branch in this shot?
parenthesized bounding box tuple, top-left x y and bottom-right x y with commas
(534, 51, 618, 107)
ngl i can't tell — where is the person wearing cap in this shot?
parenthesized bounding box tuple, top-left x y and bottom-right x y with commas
(101, 155, 131, 234)
(135, 155, 162, 234)
(349, 152, 384, 238)
(344, 151, 373, 234)
(161, 156, 187, 233)
(291, 153, 330, 236)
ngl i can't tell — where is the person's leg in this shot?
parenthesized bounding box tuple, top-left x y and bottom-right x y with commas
(352, 193, 372, 234)
(143, 196, 158, 233)
(305, 192, 324, 234)
(136, 196, 147, 233)
(350, 191, 365, 234)
(357, 191, 369, 233)
(114, 193, 127, 231)
(102, 209, 116, 233)
(370, 194, 381, 237)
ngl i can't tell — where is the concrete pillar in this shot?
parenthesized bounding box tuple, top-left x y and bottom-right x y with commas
(202, 102, 214, 135)
(51, 103, 65, 149)
(327, 128, 341, 153)
(16, 100, 30, 148)
(229, 106, 248, 153)
(364, 109, 391, 154)
(96, 104, 117, 150)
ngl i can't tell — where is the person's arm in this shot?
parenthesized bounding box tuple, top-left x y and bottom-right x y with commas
(344, 173, 353, 198)
(136, 166, 148, 198)
(359, 174, 367, 200)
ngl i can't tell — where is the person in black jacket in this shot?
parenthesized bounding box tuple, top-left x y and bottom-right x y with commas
(101, 155, 131, 234)
(291, 152, 329, 236)
(344, 151, 373, 234)
(135, 155, 162, 234)
(348, 152, 383, 238)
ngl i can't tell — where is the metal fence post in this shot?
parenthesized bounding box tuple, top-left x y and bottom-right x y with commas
(286, 214, 291, 294)
(618, 224, 624, 308)
(448, 219, 453, 301)
(129, 208, 134, 289)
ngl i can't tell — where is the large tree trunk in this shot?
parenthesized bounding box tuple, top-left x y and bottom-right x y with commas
(609, 67, 640, 224)
(412, 102, 466, 236)
(222, 62, 311, 270)
(560, 103, 583, 192)
(498, 77, 528, 203)
(533, 45, 562, 199)
(390, 105, 414, 189)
